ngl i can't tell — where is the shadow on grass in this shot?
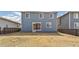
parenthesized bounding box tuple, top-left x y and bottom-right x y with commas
(0, 32, 63, 36)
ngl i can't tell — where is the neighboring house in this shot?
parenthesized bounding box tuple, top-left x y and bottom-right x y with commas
(0, 17, 21, 30)
(21, 11, 57, 32)
(58, 12, 79, 29)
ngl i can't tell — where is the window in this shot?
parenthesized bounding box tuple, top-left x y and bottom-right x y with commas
(73, 13, 78, 19)
(74, 22, 79, 29)
(39, 13, 44, 19)
(32, 22, 42, 32)
(46, 22, 52, 28)
(26, 13, 30, 18)
(49, 14, 54, 19)
(33, 23, 41, 30)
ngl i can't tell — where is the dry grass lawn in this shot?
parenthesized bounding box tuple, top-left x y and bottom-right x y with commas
(0, 32, 79, 47)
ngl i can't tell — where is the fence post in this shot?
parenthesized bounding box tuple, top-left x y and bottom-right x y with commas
(75, 29, 78, 36)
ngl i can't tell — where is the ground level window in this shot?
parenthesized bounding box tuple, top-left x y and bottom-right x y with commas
(74, 22, 79, 29)
(46, 22, 52, 28)
(33, 23, 41, 30)
(32, 22, 42, 32)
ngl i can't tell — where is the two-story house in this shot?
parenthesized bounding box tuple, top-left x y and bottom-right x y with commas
(21, 11, 57, 32)
(58, 12, 79, 29)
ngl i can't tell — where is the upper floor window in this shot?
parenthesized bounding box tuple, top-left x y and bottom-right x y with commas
(73, 13, 78, 19)
(26, 13, 30, 18)
(39, 13, 44, 19)
(49, 14, 54, 19)
(46, 22, 52, 28)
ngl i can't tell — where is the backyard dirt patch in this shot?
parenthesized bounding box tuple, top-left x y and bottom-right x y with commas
(0, 32, 79, 47)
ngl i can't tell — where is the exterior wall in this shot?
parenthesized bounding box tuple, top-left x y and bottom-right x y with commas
(58, 13, 69, 29)
(57, 17, 61, 29)
(58, 12, 79, 36)
(70, 12, 79, 29)
(21, 11, 57, 32)
(17, 24, 21, 28)
(0, 18, 19, 30)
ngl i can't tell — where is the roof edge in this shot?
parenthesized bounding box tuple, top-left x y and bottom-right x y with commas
(58, 12, 69, 18)
(21, 11, 57, 13)
(0, 17, 21, 24)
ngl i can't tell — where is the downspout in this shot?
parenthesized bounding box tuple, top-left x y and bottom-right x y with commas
(69, 12, 71, 29)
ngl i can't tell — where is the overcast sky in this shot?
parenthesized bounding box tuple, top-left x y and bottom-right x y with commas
(0, 0, 78, 23)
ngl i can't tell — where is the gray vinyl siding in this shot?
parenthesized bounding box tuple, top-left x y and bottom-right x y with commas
(59, 13, 69, 29)
(21, 11, 57, 32)
(58, 12, 79, 29)
(70, 12, 79, 29)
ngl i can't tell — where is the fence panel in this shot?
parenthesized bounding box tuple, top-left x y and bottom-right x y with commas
(1, 28, 21, 34)
(58, 29, 79, 36)
(0, 27, 1, 34)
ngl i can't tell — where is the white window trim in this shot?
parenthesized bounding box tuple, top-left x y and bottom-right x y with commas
(39, 13, 44, 19)
(74, 22, 79, 29)
(26, 13, 30, 19)
(46, 22, 52, 28)
(49, 13, 54, 19)
(73, 13, 78, 19)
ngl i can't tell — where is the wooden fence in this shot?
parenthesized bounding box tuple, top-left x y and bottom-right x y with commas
(0, 27, 1, 34)
(0, 28, 21, 34)
(58, 29, 79, 36)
